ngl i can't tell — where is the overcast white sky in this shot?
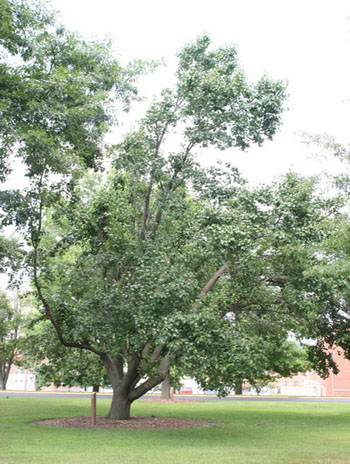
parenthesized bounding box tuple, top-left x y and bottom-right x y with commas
(49, 0, 350, 184)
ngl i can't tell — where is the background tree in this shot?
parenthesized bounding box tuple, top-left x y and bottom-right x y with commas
(160, 368, 183, 400)
(0, 291, 26, 390)
(231, 340, 309, 395)
(0, 0, 140, 179)
(299, 134, 350, 374)
(0, 0, 140, 401)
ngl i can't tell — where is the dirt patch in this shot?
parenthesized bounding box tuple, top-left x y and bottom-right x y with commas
(32, 415, 215, 429)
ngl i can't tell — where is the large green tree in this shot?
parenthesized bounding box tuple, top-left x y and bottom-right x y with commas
(33, 168, 336, 419)
(21, 34, 291, 419)
(3, 5, 326, 419)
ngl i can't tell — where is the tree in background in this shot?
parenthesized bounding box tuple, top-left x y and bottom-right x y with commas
(243, 341, 309, 395)
(0, 291, 26, 389)
(0, 0, 141, 397)
(299, 134, 350, 375)
(162, 339, 309, 398)
(0, 0, 141, 180)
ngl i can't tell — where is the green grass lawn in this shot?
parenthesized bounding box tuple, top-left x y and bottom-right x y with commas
(1, 396, 350, 464)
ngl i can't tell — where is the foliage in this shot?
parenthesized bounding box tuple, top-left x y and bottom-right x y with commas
(0, 0, 140, 196)
(24, 317, 109, 389)
(302, 132, 350, 195)
(300, 133, 350, 374)
(0, 234, 23, 282)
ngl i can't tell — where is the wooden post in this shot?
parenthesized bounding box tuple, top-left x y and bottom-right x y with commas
(91, 392, 97, 425)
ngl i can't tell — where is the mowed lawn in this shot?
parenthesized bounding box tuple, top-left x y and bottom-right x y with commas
(1, 396, 350, 464)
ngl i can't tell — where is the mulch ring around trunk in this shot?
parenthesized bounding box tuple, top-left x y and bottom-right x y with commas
(31, 415, 216, 429)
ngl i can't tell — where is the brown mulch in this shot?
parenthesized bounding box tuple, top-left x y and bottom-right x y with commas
(31, 415, 215, 429)
(141, 398, 202, 403)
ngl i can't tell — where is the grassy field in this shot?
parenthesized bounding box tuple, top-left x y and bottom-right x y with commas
(1, 396, 350, 464)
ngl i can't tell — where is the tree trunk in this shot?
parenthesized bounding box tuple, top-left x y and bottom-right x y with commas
(161, 372, 172, 400)
(92, 384, 100, 393)
(103, 352, 168, 420)
(0, 374, 6, 390)
(104, 356, 136, 420)
(0, 364, 9, 390)
(107, 389, 132, 420)
(234, 380, 243, 395)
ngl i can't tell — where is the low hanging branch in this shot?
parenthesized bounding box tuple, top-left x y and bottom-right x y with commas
(32, 187, 105, 359)
(34, 267, 106, 357)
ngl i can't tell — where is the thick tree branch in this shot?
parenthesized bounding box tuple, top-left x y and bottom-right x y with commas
(151, 145, 194, 238)
(129, 374, 165, 401)
(103, 354, 123, 388)
(192, 262, 229, 313)
(157, 353, 173, 373)
(151, 345, 162, 362)
(115, 356, 124, 380)
(142, 342, 151, 358)
(124, 355, 141, 389)
(129, 353, 173, 401)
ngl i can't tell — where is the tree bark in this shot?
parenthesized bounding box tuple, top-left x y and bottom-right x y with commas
(161, 372, 172, 400)
(103, 352, 170, 419)
(104, 356, 137, 420)
(107, 388, 132, 420)
(234, 380, 243, 395)
(0, 363, 9, 390)
(0, 373, 6, 390)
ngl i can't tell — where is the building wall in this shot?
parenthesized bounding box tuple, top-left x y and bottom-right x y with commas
(6, 365, 36, 391)
(323, 347, 350, 397)
(273, 372, 327, 396)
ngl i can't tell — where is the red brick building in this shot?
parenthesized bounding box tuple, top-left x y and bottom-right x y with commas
(271, 347, 350, 397)
(323, 347, 350, 397)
